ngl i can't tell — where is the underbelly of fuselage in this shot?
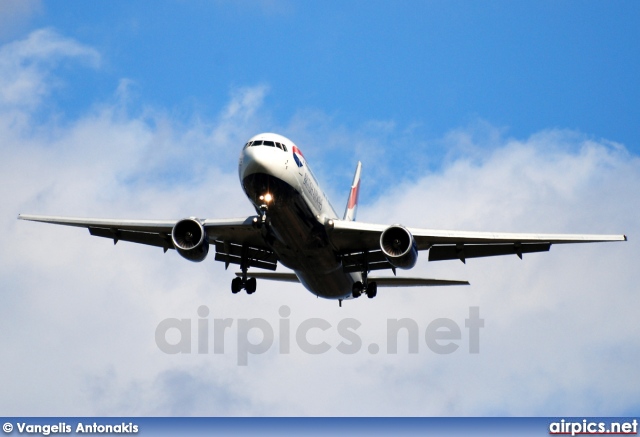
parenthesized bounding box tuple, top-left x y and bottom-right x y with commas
(242, 173, 355, 299)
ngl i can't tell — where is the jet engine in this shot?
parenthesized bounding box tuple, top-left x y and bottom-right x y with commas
(380, 224, 418, 269)
(171, 218, 209, 262)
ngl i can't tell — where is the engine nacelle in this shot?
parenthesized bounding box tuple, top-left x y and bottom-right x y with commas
(171, 218, 209, 262)
(380, 224, 418, 269)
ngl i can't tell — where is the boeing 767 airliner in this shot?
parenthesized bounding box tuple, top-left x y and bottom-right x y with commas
(19, 133, 626, 305)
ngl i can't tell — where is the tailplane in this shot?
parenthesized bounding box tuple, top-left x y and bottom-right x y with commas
(343, 161, 362, 221)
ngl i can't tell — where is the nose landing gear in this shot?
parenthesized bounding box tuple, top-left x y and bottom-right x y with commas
(252, 204, 269, 229)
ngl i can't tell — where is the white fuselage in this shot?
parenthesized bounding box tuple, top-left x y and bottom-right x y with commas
(238, 133, 360, 299)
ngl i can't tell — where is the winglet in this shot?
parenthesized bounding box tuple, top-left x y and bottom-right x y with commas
(343, 161, 362, 221)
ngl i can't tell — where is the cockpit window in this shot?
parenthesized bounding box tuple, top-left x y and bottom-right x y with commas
(246, 139, 287, 151)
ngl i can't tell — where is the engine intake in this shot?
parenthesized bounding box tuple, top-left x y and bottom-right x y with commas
(380, 224, 418, 269)
(171, 218, 209, 262)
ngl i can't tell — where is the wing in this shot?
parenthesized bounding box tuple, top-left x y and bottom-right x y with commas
(18, 213, 275, 269)
(328, 219, 626, 263)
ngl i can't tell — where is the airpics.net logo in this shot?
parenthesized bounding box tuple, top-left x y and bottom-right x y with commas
(155, 306, 484, 365)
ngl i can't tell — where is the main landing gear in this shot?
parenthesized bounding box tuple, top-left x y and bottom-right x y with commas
(232, 251, 257, 294)
(231, 276, 256, 294)
(237, 202, 270, 295)
(350, 251, 377, 299)
(352, 276, 377, 299)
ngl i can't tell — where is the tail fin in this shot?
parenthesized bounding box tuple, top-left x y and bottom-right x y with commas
(343, 161, 362, 221)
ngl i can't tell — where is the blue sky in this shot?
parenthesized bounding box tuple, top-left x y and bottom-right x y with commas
(27, 1, 640, 147)
(2, 0, 639, 417)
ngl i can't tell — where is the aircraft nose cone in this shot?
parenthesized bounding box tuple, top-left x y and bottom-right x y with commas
(241, 145, 274, 179)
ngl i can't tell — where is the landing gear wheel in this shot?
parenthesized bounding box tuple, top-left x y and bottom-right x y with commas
(231, 277, 243, 294)
(366, 281, 377, 299)
(246, 277, 257, 294)
(352, 281, 364, 298)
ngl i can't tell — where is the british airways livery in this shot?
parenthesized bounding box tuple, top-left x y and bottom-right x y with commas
(19, 133, 626, 306)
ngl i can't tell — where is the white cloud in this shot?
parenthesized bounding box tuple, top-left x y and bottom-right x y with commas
(1, 29, 638, 417)
(0, 28, 99, 110)
(355, 132, 639, 415)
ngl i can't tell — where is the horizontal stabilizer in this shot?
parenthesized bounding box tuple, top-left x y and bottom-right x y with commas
(237, 272, 469, 287)
(369, 277, 469, 287)
(236, 272, 299, 282)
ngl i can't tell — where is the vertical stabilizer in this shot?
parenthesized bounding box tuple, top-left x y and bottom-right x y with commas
(343, 161, 362, 221)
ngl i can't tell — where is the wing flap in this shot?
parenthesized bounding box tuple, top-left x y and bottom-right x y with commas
(214, 240, 278, 271)
(216, 254, 277, 271)
(341, 250, 394, 273)
(89, 227, 174, 250)
(428, 242, 551, 262)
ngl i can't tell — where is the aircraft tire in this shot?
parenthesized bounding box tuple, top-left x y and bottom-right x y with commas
(366, 282, 377, 299)
(231, 277, 243, 294)
(246, 277, 257, 294)
(352, 281, 363, 298)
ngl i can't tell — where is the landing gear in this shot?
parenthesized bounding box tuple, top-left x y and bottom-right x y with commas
(350, 250, 377, 300)
(352, 281, 364, 298)
(366, 281, 377, 299)
(231, 251, 257, 294)
(231, 276, 257, 294)
(259, 204, 268, 225)
(252, 204, 269, 229)
(351, 279, 377, 299)
(246, 277, 257, 294)
(231, 277, 243, 294)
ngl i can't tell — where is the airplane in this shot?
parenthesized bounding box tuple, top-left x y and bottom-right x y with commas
(18, 133, 627, 306)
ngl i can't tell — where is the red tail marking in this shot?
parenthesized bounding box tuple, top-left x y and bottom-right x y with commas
(347, 179, 360, 209)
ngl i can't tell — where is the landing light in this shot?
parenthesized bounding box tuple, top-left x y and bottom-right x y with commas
(263, 193, 273, 203)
